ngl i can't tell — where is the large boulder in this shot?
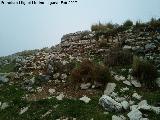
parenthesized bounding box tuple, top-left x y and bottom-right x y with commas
(1, 102, 9, 110)
(79, 96, 91, 103)
(131, 79, 141, 88)
(121, 100, 129, 110)
(99, 95, 123, 112)
(127, 109, 142, 120)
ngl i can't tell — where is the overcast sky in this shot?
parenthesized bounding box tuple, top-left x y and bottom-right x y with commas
(0, 0, 160, 56)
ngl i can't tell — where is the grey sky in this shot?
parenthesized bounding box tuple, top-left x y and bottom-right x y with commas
(0, 0, 160, 56)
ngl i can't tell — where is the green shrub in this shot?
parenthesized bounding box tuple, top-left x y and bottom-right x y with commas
(94, 64, 112, 86)
(71, 60, 94, 83)
(70, 59, 112, 89)
(123, 20, 133, 28)
(0, 60, 17, 73)
(132, 56, 158, 88)
(149, 18, 160, 29)
(99, 40, 109, 48)
(104, 50, 133, 66)
(135, 20, 147, 28)
(91, 22, 114, 32)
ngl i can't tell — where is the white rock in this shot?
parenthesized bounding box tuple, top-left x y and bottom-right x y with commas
(128, 69, 133, 73)
(130, 105, 139, 111)
(127, 109, 142, 120)
(123, 80, 132, 86)
(99, 95, 122, 112)
(36, 87, 43, 93)
(120, 87, 129, 92)
(131, 80, 141, 88)
(62, 60, 68, 65)
(53, 105, 59, 108)
(0, 76, 9, 83)
(104, 83, 116, 95)
(62, 80, 66, 83)
(114, 75, 126, 81)
(19, 107, 29, 115)
(80, 96, 91, 103)
(110, 92, 118, 98)
(55, 79, 60, 83)
(121, 101, 129, 110)
(61, 74, 67, 80)
(1, 102, 9, 110)
(69, 55, 74, 60)
(112, 115, 126, 120)
(41, 110, 52, 118)
(156, 78, 160, 87)
(30, 77, 35, 84)
(91, 85, 95, 89)
(157, 35, 160, 39)
(121, 69, 126, 72)
(53, 73, 60, 79)
(111, 71, 116, 76)
(127, 74, 134, 80)
(138, 100, 148, 106)
(48, 88, 56, 94)
(132, 93, 142, 100)
(129, 100, 135, 106)
(80, 83, 91, 90)
(138, 100, 151, 110)
(151, 106, 160, 114)
(56, 93, 64, 100)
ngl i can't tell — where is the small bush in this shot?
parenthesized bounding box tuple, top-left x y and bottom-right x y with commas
(123, 20, 133, 28)
(94, 64, 112, 86)
(70, 60, 94, 84)
(104, 50, 133, 66)
(70, 60, 112, 89)
(149, 18, 160, 29)
(91, 22, 114, 32)
(132, 56, 158, 88)
(135, 20, 147, 28)
(99, 40, 109, 48)
(0, 61, 17, 73)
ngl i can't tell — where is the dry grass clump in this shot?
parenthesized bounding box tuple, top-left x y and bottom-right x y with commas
(104, 50, 133, 66)
(132, 56, 158, 88)
(70, 59, 112, 89)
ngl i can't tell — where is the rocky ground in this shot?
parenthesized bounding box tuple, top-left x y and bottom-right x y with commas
(0, 22, 160, 120)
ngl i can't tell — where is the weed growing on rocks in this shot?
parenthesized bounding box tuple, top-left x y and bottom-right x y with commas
(132, 56, 158, 89)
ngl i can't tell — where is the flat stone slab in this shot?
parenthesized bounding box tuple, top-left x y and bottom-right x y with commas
(131, 80, 141, 88)
(104, 83, 116, 95)
(79, 96, 91, 103)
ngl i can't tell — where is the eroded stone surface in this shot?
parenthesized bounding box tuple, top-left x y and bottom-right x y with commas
(104, 83, 116, 95)
(127, 109, 142, 120)
(99, 95, 122, 112)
